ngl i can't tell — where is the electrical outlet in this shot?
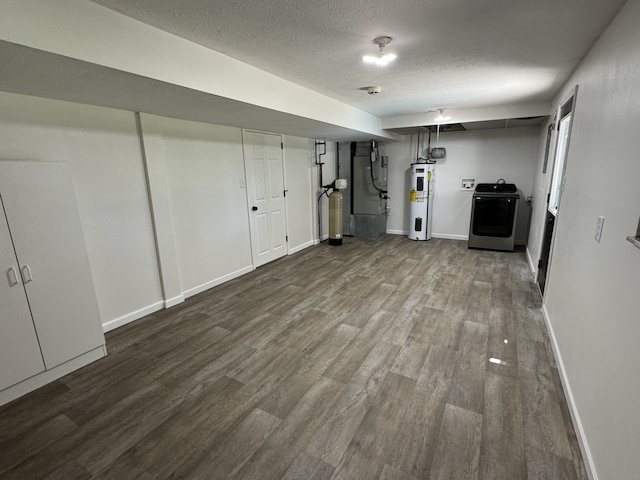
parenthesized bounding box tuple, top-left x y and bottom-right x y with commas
(594, 216, 605, 243)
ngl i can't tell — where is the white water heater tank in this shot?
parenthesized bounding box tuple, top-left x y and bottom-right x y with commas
(408, 163, 435, 241)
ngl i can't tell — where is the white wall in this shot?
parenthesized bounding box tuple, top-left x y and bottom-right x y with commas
(527, 1, 640, 478)
(136, 118, 320, 303)
(283, 135, 316, 253)
(154, 117, 254, 297)
(0, 92, 164, 327)
(383, 128, 540, 243)
(0, 92, 321, 332)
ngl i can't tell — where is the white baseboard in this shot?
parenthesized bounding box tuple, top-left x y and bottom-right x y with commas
(0, 346, 106, 407)
(164, 294, 185, 309)
(182, 265, 254, 299)
(289, 240, 314, 255)
(104, 267, 256, 334)
(432, 233, 468, 241)
(311, 236, 328, 244)
(525, 246, 537, 276)
(102, 301, 165, 333)
(541, 304, 598, 480)
(387, 231, 468, 242)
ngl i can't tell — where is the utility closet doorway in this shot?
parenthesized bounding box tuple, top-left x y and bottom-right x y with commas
(243, 131, 288, 268)
(538, 88, 577, 295)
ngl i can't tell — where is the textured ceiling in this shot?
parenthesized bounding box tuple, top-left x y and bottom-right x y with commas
(90, 0, 626, 118)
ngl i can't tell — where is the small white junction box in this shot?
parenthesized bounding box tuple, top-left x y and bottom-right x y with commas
(460, 178, 476, 191)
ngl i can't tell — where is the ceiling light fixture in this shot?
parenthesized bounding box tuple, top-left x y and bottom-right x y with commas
(434, 109, 451, 122)
(363, 36, 397, 66)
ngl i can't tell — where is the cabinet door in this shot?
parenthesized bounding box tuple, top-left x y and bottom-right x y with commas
(0, 161, 104, 369)
(0, 198, 45, 390)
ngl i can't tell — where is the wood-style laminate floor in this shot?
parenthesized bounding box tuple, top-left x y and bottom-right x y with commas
(0, 236, 588, 480)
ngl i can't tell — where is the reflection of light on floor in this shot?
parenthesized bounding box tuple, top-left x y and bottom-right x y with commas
(489, 339, 510, 365)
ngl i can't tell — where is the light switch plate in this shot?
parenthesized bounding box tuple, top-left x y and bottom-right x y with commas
(595, 216, 605, 243)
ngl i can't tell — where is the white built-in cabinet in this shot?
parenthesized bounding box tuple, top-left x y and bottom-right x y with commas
(0, 161, 105, 403)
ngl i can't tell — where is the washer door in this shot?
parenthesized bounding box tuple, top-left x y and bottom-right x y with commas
(472, 196, 517, 238)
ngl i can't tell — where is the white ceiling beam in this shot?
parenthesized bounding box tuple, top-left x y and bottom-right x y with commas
(0, 0, 398, 140)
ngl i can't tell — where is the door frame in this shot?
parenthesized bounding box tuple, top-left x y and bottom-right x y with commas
(537, 85, 579, 296)
(241, 129, 289, 267)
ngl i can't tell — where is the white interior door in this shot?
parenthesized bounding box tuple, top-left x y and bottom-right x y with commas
(243, 131, 288, 267)
(0, 199, 45, 390)
(0, 161, 104, 369)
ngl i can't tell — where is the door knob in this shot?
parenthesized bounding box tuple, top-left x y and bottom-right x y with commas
(252, 206, 258, 211)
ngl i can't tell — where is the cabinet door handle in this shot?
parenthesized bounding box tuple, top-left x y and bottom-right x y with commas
(7, 267, 20, 286)
(20, 265, 33, 283)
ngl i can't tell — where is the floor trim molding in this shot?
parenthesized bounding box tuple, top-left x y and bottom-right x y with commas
(164, 294, 185, 309)
(387, 231, 468, 242)
(102, 301, 164, 333)
(432, 233, 467, 241)
(0, 346, 105, 407)
(525, 246, 536, 276)
(182, 266, 255, 299)
(541, 304, 598, 480)
(289, 240, 314, 255)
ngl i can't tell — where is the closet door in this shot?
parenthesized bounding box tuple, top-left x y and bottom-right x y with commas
(0, 161, 104, 369)
(0, 197, 45, 390)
